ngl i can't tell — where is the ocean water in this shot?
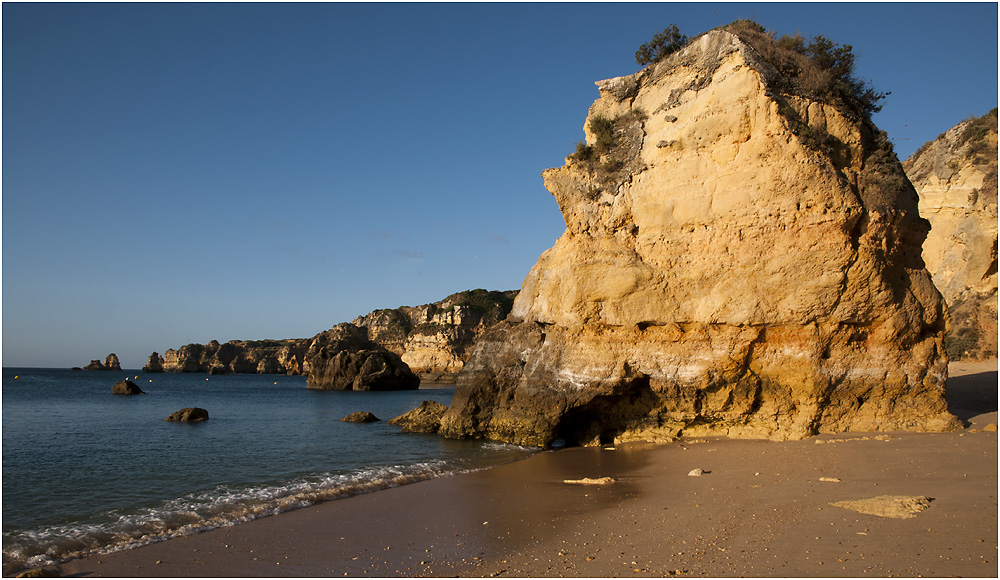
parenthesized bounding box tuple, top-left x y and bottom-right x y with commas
(2, 368, 534, 574)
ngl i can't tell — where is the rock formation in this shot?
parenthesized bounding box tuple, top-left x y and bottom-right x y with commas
(389, 401, 449, 433)
(903, 109, 998, 361)
(341, 411, 381, 423)
(438, 23, 960, 447)
(305, 324, 419, 391)
(84, 354, 122, 371)
(354, 289, 517, 382)
(164, 407, 210, 422)
(162, 339, 311, 375)
(142, 352, 165, 373)
(112, 380, 145, 395)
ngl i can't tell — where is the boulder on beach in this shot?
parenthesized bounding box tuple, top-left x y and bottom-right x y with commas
(164, 407, 210, 422)
(438, 22, 960, 448)
(389, 400, 449, 433)
(341, 411, 381, 423)
(112, 380, 145, 395)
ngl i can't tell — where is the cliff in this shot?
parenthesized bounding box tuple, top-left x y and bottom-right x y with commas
(903, 109, 998, 361)
(151, 289, 514, 378)
(438, 23, 960, 447)
(162, 339, 311, 375)
(353, 289, 517, 382)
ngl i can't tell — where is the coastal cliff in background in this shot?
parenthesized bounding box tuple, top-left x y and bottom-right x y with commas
(150, 289, 515, 379)
(903, 109, 998, 361)
(162, 339, 312, 375)
(353, 289, 517, 382)
(439, 23, 960, 447)
(83, 354, 122, 371)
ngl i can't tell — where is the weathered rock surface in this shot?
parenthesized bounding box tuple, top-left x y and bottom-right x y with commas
(112, 380, 145, 395)
(341, 411, 381, 423)
(388, 400, 449, 433)
(903, 109, 998, 361)
(305, 324, 419, 391)
(164, 407, 209, 422)
(439, 25, 960, 447)
(84, 354, 122, 371)
(142, 352, 165, 373)
(353, 289, 517, 382)
(162, 339, 311, 375)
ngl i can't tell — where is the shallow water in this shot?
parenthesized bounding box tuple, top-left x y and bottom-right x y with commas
(2, 368, 534, 574)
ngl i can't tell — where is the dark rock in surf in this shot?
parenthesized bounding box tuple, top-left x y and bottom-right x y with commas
(341, 411, 381, 423)
(112, 380, 145, 395)
(388, 400, 449, 433)
(164, 407, 210, 422)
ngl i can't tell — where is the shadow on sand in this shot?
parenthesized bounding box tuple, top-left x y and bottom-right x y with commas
(945, 369, 999, 423)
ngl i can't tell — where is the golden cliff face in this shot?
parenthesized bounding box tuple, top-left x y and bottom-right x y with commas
(439, 30, 960, 447)
(904, 111, 998, 360)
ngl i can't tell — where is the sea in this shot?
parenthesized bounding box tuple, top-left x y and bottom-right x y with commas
(1, 367, 535, 575)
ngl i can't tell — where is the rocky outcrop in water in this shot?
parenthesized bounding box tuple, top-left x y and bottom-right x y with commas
(165, 407, 209, 422)
(84, 354, 122, 372)
(305, 324, 419, 391)
(162, 339, 311, 375)
(389, 400, 449, 433)
(353, 289, 517, 382)
(112, 380, 145, 395)
(142, 352, 165, 373)
(438, 23, 960, 447)
(903, 109, 998, 361)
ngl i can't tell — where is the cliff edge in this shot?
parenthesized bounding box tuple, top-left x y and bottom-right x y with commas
(903, 109, 998, 361)
(439, 24, 960, 447)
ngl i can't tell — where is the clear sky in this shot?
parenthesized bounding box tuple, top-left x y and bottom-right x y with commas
(3, 2, 997, 368)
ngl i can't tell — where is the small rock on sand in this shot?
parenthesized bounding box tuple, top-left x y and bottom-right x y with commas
(688, 468, 706, 476)
(819, 477, 842, 483)
(983, 423, 997, 432)
(564, 477, 617, 485)
(830, 495, 933, 519)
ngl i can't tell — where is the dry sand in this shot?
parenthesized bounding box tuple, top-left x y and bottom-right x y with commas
(54, 361, 997, 578)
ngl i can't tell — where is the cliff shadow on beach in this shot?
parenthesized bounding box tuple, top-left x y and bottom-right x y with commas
(945, 368, 999, 423)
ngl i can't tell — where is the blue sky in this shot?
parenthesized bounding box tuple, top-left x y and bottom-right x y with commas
(3, 2, 997, 368)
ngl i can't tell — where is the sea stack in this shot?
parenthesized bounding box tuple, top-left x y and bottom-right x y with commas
(438, 23, 961, 447)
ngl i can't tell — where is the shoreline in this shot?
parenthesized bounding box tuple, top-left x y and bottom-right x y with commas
(40, 361, 1000, 577)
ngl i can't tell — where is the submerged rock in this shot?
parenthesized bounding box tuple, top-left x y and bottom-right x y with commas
(342, 411, 381, 423)
(164, 407, 209, 422)
(389, 400, 449, 433)
(112, 380, 145, 395)
(438, 24, 960, 448)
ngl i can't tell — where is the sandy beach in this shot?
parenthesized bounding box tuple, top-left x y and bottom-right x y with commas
(52, 360, 997, 578)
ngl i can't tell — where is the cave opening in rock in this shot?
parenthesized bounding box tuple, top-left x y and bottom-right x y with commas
(552, 375, 657, 447)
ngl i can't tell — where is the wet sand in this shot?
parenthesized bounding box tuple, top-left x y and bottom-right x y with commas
(56, 361, 997, 578)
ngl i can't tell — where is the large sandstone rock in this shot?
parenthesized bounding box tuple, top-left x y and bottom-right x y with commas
(903, 109, 998, 361)
(305, 324, 419, 391)
(439, 25, 960, 447)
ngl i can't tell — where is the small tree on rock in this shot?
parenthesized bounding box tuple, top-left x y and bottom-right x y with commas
(635, 24, 688, 65)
